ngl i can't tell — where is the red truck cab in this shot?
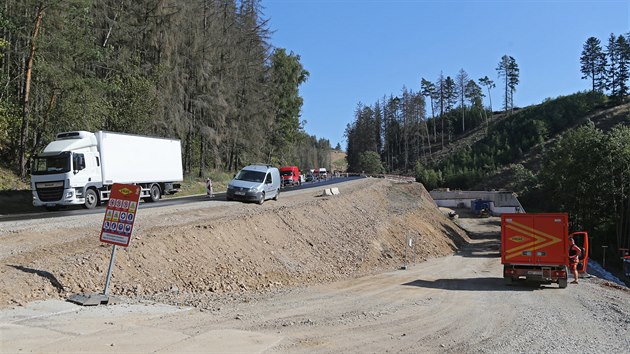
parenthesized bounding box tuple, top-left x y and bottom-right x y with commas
(501, 213, 588, 288)
(279, 166, 301, 187)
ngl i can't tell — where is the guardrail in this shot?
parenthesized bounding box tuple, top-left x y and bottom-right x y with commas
(342, 173, 415, 183)
(381, 174, 416, 183)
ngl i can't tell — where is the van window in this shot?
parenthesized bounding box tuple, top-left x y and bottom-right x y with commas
(235, 170, 266, 183)
(265, 173, 272, 184)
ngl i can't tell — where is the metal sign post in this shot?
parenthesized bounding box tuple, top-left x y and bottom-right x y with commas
(68, 183, 141, 306)
(103, 245, 117, 295)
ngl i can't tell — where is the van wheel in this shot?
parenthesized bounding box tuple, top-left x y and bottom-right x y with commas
(258, 192, 265, 205)
(273, 189, 279, 201)
(83, 189, 99, 209)
(558, 279, 568, 289)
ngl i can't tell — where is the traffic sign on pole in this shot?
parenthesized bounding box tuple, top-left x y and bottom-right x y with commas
(68, 183, 141, 306)
(100, 184, 141, 247)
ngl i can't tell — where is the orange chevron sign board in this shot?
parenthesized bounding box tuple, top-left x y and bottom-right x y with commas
(501, 213, 569, 266)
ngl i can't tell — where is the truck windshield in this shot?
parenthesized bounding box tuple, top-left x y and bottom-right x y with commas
(235, 170, 266, 183)
(280, 171, 293, 176)
(31, 152, 71, 175)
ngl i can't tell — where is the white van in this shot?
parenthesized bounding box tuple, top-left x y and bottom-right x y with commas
(226, 164, 280, 204)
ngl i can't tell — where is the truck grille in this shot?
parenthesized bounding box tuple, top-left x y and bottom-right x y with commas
(37, 184, 64, 202)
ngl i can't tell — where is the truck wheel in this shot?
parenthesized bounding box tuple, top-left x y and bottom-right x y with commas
(558, 279, 568, 288)
(148, 184, 161, 202)
(258, 192, 265, 205)
(273, 189, 279, 201)
(83, 189, 99, 209)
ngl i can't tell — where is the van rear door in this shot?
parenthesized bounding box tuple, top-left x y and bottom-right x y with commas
(502, 213, 567, 266)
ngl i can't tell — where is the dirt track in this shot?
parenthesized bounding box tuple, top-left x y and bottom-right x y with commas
(0, 179, 628, 352)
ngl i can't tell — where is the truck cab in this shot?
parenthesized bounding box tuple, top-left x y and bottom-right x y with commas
(31, 131, 102, 210)
(318, 167, 328, 180)
(279, 166, 300, 187)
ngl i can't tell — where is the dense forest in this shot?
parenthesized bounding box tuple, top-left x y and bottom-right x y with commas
(0, 0, 332, 179)
(345, 33, 630, 267)
(345, 55, 517, 175)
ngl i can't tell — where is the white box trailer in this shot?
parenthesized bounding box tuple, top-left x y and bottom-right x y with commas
(97, 131, 182, 184)
(31, 131, 183, 210)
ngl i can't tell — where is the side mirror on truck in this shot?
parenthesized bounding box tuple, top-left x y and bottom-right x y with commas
(72, 154, 86, 174)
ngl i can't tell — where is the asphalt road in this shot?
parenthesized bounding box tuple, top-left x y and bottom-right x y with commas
(0, 176, 362, 222)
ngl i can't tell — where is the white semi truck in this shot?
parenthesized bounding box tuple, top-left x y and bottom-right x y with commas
(30, 131, 183, 210)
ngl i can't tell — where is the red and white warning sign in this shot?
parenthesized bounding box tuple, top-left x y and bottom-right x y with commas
(99, 183, 141, 247)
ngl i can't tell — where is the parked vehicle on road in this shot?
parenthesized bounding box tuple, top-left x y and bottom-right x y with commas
(31, 131, 183, 210)
(226, 164, 280, 204)
(501, 213, 589, 288)
(280, 166, 301, 187)
(318, 167, 328, 179)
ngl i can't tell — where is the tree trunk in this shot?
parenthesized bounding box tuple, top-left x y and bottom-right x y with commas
(102, 12, 117, 48)
(198, 133, 205, 178)
(18, 4, 43, 178)
(29, 89, 57, 161)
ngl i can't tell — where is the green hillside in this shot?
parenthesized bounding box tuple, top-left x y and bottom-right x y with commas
(419, 92, 630, 270)
(418, 92, 629, 191)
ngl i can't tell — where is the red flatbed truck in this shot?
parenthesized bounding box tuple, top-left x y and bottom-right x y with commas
(501, 213, 589, 288)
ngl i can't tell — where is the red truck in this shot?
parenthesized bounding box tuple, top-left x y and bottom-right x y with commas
(279, 166, 301, 187)
(501, 213, 589, 288)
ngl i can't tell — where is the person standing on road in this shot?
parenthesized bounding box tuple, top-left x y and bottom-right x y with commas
(568, 237, 582, 284)
(206, 178, 213, 198)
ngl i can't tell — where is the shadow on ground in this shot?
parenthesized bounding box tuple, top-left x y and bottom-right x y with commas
(9, 265, 65, 291)
(402, 277, 562, 292)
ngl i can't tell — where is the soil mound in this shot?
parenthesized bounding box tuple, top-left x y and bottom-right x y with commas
(0, 179, 468, 308)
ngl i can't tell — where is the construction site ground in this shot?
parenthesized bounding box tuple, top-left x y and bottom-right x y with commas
(0, 178, 628, 353)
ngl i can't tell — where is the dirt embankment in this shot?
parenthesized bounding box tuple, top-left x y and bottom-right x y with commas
(0, 178, 469, 308)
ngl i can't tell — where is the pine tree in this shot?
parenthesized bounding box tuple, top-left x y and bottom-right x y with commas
(615, 34, 630, 100)
(496, 55, 519, 113)
(605, 33, 620, 96)
(478, 76, 495, 112)
(443, 76, 457, 142)
(456, 69, 469, 133)
(420, 78, 437, 142)
(580, 36, 607, 92)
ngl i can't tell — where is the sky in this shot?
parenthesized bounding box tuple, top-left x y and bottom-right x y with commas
(263, 0, 630, 149)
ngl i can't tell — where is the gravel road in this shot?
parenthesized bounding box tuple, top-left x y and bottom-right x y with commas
(136, 215, 628, 353)
(0, 180, 628, 353)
